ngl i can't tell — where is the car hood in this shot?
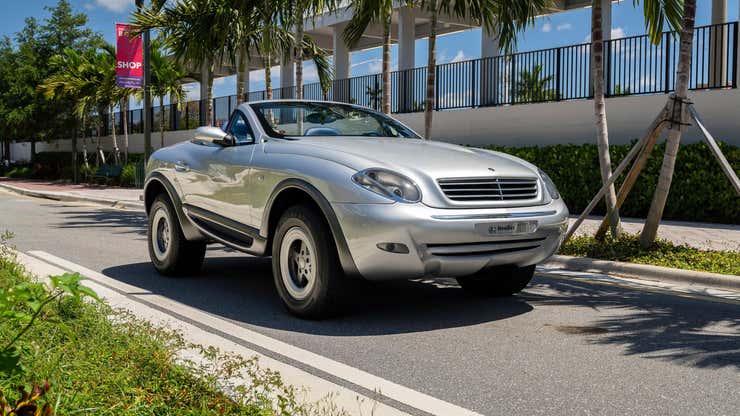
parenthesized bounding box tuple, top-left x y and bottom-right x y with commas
(266, 137, 538, 179)
(265, 137, 545, 208)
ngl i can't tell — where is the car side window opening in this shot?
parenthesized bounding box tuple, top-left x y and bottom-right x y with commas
(227, 112, 254, 145)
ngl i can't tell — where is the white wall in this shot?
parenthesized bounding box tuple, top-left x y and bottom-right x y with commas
(12, 88, 740, 162)
(395, 89, 740, 147)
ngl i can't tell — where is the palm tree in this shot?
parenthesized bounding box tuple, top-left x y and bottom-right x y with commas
(640, 0, 695, 247)
(591, 0, 621, 238)
(343, 0, 393, 114)
(515, 64, 555, 102)
(288, 0, 338, 99)
(41, 48, 92, 169)
(417, 0, 552, 140)
(41, 46, 124, 167)
(148, 40, 186, 149)
(131, 0, 242, 126)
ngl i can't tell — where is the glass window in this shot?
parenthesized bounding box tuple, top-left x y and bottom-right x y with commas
(250, 101, 420, 139)
(227, 112, 254, 145)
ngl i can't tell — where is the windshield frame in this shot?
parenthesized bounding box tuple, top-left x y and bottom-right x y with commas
(249, 101, 422, 140)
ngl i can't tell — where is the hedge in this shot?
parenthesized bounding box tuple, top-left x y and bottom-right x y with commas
(486, 141, 739, 225)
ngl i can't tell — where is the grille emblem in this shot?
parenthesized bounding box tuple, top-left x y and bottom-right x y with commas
(488, 168, 496, 172)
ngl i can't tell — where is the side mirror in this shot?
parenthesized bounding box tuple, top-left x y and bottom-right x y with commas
(194, 126, 235, 146)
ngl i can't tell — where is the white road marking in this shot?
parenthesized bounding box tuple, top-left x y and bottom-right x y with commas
(25, 250, 485, 416)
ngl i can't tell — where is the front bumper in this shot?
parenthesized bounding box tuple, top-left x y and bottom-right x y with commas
(333, 199, 569, 280)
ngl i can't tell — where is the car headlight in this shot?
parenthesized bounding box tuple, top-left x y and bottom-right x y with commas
(539, 169, 560, 199)
(352, 168, 421, 203)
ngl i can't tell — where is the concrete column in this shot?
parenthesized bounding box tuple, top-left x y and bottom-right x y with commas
(398, 7, 416, 111)
(480, 28, 501, 105)
(709, 0, 728, 87)
(280, 56, 295, 98)
(332, 23, 350, 101)
(398, 7, 415, 70)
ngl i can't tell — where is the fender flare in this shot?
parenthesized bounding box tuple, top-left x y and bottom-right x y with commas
(144, 172, 205, 241)
(262, 179, 361, 279)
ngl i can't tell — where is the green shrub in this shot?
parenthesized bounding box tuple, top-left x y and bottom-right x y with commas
(6, 166, 35, 179)
(486, 141, 739, 224)
(561, 233, 740, 275)
(120, 163, 136, 187)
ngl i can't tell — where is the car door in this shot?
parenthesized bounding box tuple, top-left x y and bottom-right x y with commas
(178, 110, 257, 227)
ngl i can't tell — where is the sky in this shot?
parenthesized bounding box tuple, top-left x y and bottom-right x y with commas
(2, 0, 738, 106)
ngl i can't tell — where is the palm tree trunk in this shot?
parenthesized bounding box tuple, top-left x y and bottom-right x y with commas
(265, 54, 273, 100)
(237, 46, 249, 102)
(205, 63, 214, 126)
(109, 105, 120, 165)
(122, 98, 129, 165)
(640, 0, 696, 248)
(159, 96, 165, 148)
(591, 0, 621, 238)
(95, 118, 105, 167)
(381, 18, 391, 114)
(295, 11, 304, 100)
(81, 114, 89, 170)
(423, 1, 438, 140)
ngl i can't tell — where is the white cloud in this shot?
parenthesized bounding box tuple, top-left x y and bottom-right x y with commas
(611, 27, 626, 39)
(542, 23, 552, 33)
(351, 58, 383, 73)
(557, 23, 572, 31)
(94, 0, 133, 13)
(449, 50, 466, 63)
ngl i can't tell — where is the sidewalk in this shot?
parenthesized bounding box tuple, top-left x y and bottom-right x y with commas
(0, 178, 143, 210)
(1, 178, 738, 252)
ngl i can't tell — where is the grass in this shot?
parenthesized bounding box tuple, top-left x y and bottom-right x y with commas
(0, 239, 346, 415)
(560, 234, 740, 276)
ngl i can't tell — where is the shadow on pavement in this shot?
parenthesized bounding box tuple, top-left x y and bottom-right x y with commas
(102, 255, 534, 336)
(49, 207, 148, 237)
(523, 276, 740, 370)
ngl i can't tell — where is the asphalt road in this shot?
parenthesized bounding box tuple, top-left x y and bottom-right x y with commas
(1, 190, 738, 415)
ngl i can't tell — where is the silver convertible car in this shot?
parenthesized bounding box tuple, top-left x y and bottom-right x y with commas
(144, 100, 568, 318)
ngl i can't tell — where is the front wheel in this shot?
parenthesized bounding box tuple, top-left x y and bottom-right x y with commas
(148, 195, 206, 276)
(272, 205, 345, 319)
(456, 264, 536, 296)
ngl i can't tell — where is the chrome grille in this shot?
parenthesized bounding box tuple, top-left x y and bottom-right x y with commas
(437, 177, 538, 202)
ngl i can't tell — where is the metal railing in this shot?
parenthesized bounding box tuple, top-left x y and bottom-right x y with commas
(103, 22, 738, 136)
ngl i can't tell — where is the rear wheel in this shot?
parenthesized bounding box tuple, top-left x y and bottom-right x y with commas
(148, 195, 206, 276)
(272, 205, 345, 319)
(456, 264, 536, 296)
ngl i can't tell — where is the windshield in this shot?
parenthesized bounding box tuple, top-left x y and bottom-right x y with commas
(250, 101, 420, 139)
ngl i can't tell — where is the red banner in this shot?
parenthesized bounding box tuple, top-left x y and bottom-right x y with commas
(116, 23, 143, 89)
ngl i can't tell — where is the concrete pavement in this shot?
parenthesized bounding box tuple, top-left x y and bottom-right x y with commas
(1, 190, 738, 416)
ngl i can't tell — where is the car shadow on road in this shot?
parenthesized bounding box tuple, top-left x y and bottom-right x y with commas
(102, 255, 534, 336)
(522, 275, 740, 370)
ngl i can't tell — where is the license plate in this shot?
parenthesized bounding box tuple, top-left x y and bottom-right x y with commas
(475, 221, 538, 236)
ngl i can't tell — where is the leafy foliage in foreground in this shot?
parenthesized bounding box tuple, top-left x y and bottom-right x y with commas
(0, 233, 347, 415)
(560, 234, 740, 275)
(487, 141, 740, 224)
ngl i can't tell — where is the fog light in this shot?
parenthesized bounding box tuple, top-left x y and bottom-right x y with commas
(376, 242, 410, 254)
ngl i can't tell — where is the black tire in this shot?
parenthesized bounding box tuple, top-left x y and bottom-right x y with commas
(147, 194, 206, 276)
(456, 264, 536, 296)
(272, 205, 345, 319)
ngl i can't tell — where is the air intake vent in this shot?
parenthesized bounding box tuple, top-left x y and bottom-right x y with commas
(437, 177, 538, 202)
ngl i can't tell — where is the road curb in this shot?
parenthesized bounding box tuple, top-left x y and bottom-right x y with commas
(0, 182, 144, 211)
(542, 254, 739, 292)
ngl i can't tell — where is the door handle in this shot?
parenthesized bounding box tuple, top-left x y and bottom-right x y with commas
(174, 161, 190, 172)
